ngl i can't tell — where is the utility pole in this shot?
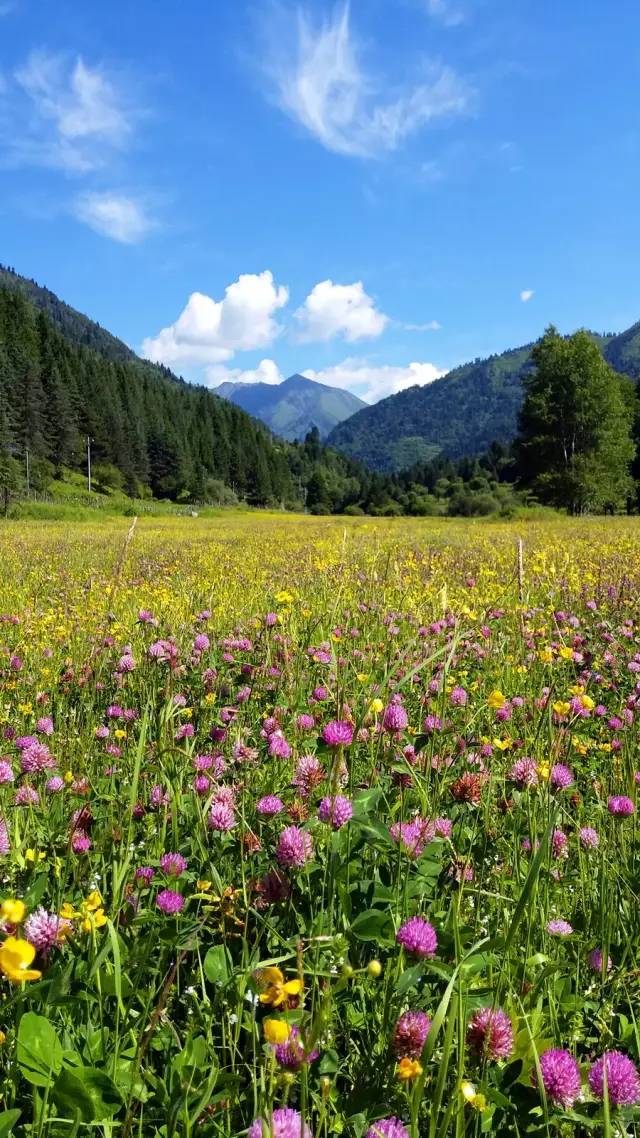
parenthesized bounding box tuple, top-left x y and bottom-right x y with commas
(25, 448, 30, 495)
(87, 436, 92, 494)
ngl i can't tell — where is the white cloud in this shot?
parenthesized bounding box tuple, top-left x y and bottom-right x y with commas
(403, 319, 442, 332)
(264, 3, 471, 158)
(294, 279, 388, 342)
(207, 358, 284, 388)
(9, 51, 135, 171)
(303, 357, 446, 402)
(141, 272, 290, 367)
(74, 191, 154, 243)
(424, 0, 465, 27)
(520, 289, 534, 302)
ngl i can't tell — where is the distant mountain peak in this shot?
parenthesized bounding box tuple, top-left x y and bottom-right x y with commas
(215, 373, 366, 441)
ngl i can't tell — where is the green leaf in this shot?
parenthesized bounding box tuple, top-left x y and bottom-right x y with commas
(17, 1012, 63, 1088)
(51, 1066, 123, 1122)
(350, 909, 393, 942)
(0, 1110, 21, 1137)
(204, 944, 232, 984)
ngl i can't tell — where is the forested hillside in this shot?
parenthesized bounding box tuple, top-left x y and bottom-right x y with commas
(328, 325, 640, 471)
(0, 281, 381, 509)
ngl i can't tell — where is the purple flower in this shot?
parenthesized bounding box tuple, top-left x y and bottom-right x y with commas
(71, 831, 91, 853)
(546, 919, 573, 937)
(248, 1109, 311, 1138)
(156, 889, 185, 915)
(0, 761, 14, 783)
(396, 916, 437, 959)
(268, 732, 292, 760)
(193, 634, 210, 652)
(274, 1026, 319, 1070)
(276, 826, 313, 869)
(322, 720, 353, 747)
(256, 795, 285, 817)
(552, 830, 569, 860)
(392, 1010, 432, 1058)
(608, 796, 635, 817)
(588, 948, 612, 974)
(382, 703, 409, 733)
(46, 776, 64, 792)
(317, 795, 353, 829)
(0, 817, 9, 855)
(589, 1051, 640, 1106)
(365, 1121, 410, 1138)
(36, 717, 54, 736)
(135, 866, 155, 886)
(14, 786, 40, 806)
(550, 764, 573, 789)
(296, 714, 315, 731)
(160, 853, 187, 877)
(467, 1007, 514, 1061)
(450, 686, 468, 707)
(508, 758, 538, 788)
(537, 1049, 582, 1107)
(292, 754, 324, 797)
(579, 827, 599, 849)
(208, 802, 237, 831)
(24, 908, 70, 954)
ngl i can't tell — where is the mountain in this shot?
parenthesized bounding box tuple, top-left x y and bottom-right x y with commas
(327, 325, 640, 472)
(215, 373, 366, 440)
(0, 266, 385, 512)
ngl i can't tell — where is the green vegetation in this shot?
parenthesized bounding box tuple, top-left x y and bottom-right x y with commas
(516, 327, 637, 513)
(327, 324, 640, 473)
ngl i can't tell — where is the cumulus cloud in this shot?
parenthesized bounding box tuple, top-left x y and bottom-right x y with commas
(74, 192, 154, 243)
(294, 280, 388, 342)
(141, 272, 290, 367)
(9, 51, 135, 172)
(263, 3, 471, 158)
(303, 358, 446, 402)
(520, 289, 534, 302)
(206, 358, 284, 388)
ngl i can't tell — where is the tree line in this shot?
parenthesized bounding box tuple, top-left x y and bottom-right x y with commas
(0, 280, 637, 517)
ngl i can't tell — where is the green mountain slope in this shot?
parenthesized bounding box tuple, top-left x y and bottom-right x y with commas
(0, 269, 378, 510)
(215, 373, 366, 440)
(327, 326, 639, 471)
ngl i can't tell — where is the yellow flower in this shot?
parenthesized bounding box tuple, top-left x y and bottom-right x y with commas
(538, 648, 554, 664)
(0, 899, 25, 925)
(553, 701, 571, 716)
(356, 673, 370, 683)
(492, 737, 513, 752)
(60, 902, 80, 920)
(114, 729, 127, 740)
(204, 692, 216, 705)
(0, 1029, 5, 1045)
(461, 1081, 487, 1111)
(275, 591, 294, 605)
(81, 905, 107, 934)
(558, 646, 574, 661)
(63, 770, 74, 784)
(25, 849, 46, 864)
(0, 937, 42, 983)
(84, 891, 103, 912)
(257, 966, 303, 1007)
(397, 1057, 423, 1081)
(369, 698, 384, 715)
(487, 689, 506, 709)
(537, 762, 551, 781)
(263, 1018, 291, 1045)
(196, 880, 212, 892)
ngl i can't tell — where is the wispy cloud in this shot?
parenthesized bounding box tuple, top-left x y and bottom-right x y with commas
(403, 319, 442, 331)
(424, 0, 466, 28)
(5, 50, 137, 172)
(520, 289, 534, 302)
(74, 192, 155, 244)
(262, 3, 472, 158)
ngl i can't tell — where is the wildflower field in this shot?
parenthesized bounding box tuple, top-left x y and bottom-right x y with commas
(4, 513, 640, 1138)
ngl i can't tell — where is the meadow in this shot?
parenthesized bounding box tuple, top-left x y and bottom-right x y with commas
(2, 513, 640, 1137)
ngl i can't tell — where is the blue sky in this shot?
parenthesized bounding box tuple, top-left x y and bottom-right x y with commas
(1, 0, 639, 402)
